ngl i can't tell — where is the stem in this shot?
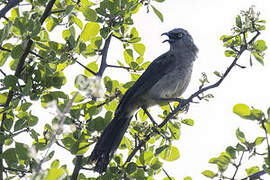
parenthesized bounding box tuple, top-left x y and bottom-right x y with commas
(232, 151, 245, 179)
(71, 156, 83, 180)
(97, 33, 112, 76)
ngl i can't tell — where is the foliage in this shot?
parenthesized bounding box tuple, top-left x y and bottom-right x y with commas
(203, 104, 270, 179)
(0, 1, 267, 180)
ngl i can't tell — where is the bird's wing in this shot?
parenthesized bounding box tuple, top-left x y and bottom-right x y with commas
(119, 52, 175, 106)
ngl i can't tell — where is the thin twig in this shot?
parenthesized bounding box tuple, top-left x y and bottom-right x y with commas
(0, 69, 6, 76)
(50, 10, 66, 14)
(162, 168, 173, 180)
(76, 60, 97, 76)
(232, 151, 245, 179)
(107, 64, 131, 70)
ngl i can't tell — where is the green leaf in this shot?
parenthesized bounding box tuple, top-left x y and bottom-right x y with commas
(0, 49, 10, 67)
(3, 148, 18, 166)
(233, 104, 251, 118)
(138, 109, 148, 123)
(0, 92, 8, 105)
(236, 128, 246, 143)
(143, 151, 154, 164)
(81, 22, 100, 42)
(254, 40, 267, 52)
(150, 157, 163, 170)
(77, 142, 90, 155)
(84, 61, 98, 77)
(74, 16, 83, 29)
(90, 36, 102, 49)
(11, 44, 23, 59)
(0, 21, 12, 42)
(220, 35, 234, 42)
(82, 7, 97, 22)
(154, 0, 165, 2)
(126, 162, 137, 174)
(224, 50, 236, 57)
(253, 51, 264, 65)
(245, 166, 259, 176)
(124, 49, 134, 65)
(45, 167, 65, 180)
(71, 91, 84, 103)
(133, 43, 145, 56)
(46, 18, 58, 32)
(168, 122, 180, 140)
(130, 27, 138, 38)
(183, 177, 192, 180)
(32, 19, 41, 37)
(155, 145, 169, 156)
(202, 170, 216, 178)
(235, 15, 242, 28)
(65, 5, 74, 15)
(51, 159, 60, 168)
(181, 118, 194, 126)
(160, 146, 180, 161)
(14, 118, 27, 131)
(226, 146, 236, 159)
(255, 137, 265, 146)
(236, 143, 246, 151)
(15, 142, 29, 160)
(151, 5, 164, 22)
(3, 75, 18, 88)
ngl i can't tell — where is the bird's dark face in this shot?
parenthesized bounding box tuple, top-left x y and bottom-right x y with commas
(162, 28, 192, 44)
(162, 28, 198, 59)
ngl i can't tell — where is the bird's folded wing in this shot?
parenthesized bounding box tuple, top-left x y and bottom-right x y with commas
(121, 52, 175, 104)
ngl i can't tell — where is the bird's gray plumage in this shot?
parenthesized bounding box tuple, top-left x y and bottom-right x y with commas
(89, 28, 198, 173)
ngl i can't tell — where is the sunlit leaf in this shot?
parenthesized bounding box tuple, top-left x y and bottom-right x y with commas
(202, 170, 216, 178)
(160, 146, 180, 161)
(151, 5, 163, 22)
(81, 22, 100, 42)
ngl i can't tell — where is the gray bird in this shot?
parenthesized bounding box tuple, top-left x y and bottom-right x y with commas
(89, 28, 198, 173)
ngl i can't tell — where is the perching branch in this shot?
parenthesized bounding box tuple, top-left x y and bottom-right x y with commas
(123, 24, 262, 167)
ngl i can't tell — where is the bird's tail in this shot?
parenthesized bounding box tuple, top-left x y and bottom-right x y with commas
(89, 110, 132, 173)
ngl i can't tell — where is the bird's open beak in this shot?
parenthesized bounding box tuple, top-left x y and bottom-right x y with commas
(161, 32, 170, 43)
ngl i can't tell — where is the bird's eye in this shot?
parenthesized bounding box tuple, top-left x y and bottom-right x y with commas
(177, 32, 183, 38)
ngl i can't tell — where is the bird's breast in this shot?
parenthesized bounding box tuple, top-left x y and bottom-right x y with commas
(146, 63, 193, 101)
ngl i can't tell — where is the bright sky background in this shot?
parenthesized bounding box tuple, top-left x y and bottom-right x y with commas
(114, 0, 270, 179)
(7, 0, 269, 179)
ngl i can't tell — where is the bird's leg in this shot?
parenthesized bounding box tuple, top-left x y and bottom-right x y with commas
(141, 106, 158, 126)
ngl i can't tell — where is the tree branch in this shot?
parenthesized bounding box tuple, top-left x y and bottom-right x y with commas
(0, 0, 22, 19)
(123, 28, 261, 166)
(96, 33, 112, 76)
(39, 0, 56, 24)
(71, 156, 83, 180)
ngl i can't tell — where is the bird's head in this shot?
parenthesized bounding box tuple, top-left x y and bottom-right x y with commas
(162, 28, 198, 58)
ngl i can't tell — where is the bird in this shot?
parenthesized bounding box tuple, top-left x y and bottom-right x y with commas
(89, 28, 198, 173)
